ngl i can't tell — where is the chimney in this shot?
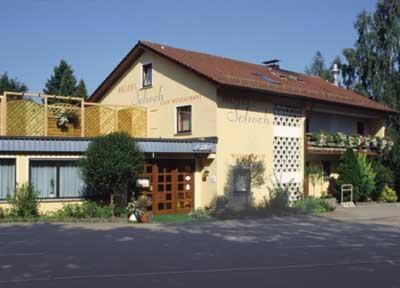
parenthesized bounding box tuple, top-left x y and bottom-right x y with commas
(332, 63, 339, 86)
(263, 59, 280, 69)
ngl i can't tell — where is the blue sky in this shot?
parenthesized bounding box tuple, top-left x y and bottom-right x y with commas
(1, 0, 377, 94)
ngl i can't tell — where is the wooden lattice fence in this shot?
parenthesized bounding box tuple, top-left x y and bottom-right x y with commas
(84, 105, 116, 136)
(118, 108, 147, 137)
(0, 92, 147, 138)
(6, 100, 44, 136)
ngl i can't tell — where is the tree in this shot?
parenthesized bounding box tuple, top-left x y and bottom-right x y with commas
(305, 51, 340, 83)
(74, 79, 88, 99)
(44, 60, 87, 98)
(0, 72, 28, 94)
(370, 158, 394, 200)
(341, 1, 400, 112)
(79, 132, 144, 216)
(337, 149, 376, 202)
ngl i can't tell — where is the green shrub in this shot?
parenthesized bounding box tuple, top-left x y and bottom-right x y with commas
(293, 197, 332, 214)
(371, 159, 394, 200)
(268, 185, 290, 210)
(53, 201, 114, 219)
(80, 132, 144, 212)
(7, 183, 39, 218)
(189, 208, 212, 220)
(0, 207, 6, 219)
(337, 149, 376, 202)
(380, 185, 398, 203)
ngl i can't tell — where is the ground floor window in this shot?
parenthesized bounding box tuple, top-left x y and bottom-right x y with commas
(29, 160, 85, 198)
(0, 159, 16, 199)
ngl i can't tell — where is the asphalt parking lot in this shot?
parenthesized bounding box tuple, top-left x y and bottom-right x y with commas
(1, 203, 400, 288)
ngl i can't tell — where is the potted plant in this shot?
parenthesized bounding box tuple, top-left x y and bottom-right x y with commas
(326, 133, 336, 147)
(306, 133, 316, 146)
(352, 134, 362, 147)
(54, 110, 79, 130)
(315, 131, 327, 147)
(127, 195, 152, 223)
(370, 137, 378, 150)
(363, 136, 371, 149)
(337, 132, 347, 147)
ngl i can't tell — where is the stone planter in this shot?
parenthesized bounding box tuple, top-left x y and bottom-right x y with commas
(322, 198, 338, 209)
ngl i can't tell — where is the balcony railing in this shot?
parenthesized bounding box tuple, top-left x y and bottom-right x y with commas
(306, 131, 393, 155)
(0, 91, 147, 138)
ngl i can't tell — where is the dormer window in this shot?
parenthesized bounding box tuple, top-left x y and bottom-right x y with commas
(142, 63, 152, 88)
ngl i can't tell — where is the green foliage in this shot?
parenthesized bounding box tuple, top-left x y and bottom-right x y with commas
(341, 1, 400, 119)
(53, 201, 116, 219)
(0, 207, 6, 219)
(305, 51, 340, 83)
(79, 132, 144, 207)
(0, 72, 28, 94)
(44, 60, 88, 98)
(370, 159, 394, 200)
(127, 194, 152, 217)
(337, 149, 376, 202)
(292, 197, 332, 214)
(58, 66, 77, 97)
(7, 183, 39, 218)
(234, 154, 266, 188)
(380, 185, 398, 203)
(305, 166, 323, 193)
(268, 185, 290, 210)
(189, 208, 212, 220)
(74, 79, 88, 99)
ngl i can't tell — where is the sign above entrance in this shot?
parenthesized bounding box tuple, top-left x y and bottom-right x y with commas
(192, 143, 215, 153)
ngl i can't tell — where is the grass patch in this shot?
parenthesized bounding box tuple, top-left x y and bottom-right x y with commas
(152, 214, 193, 223)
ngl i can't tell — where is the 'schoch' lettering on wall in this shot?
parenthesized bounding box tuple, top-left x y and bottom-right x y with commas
(117, 83, 202, 107)
(223, 95, 270, 126)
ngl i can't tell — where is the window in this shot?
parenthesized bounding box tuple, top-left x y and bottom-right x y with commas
(142, 63, 152, 88)
(0, 159, 16, 199)
(30, 160, 85, 198)
(357, 121, 365, 136)
(176, 105, 192, 134)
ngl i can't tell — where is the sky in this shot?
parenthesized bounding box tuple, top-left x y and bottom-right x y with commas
(1, 0, 378, 95)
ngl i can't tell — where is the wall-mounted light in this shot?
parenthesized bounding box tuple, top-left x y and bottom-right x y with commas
(202, 169, 210, 181)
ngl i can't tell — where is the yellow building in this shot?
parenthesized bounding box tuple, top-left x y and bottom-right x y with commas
(0, 40, 393, 214)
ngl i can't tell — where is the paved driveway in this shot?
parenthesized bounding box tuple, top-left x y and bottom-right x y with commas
(1, 205, 400, 288)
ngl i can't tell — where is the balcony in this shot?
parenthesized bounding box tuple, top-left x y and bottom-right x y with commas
(0, 92, 147, 138)
(305, 131, 393, 155)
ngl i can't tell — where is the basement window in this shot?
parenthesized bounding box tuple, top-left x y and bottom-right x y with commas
(142, 63, 152, 88)
(176, 105, 192, 134)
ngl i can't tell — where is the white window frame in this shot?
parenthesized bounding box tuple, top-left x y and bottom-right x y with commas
(28, 158, 84, 199)
(142, 62, 153, 88)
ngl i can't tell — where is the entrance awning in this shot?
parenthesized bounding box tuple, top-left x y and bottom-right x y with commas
(0, 136, 217, 154)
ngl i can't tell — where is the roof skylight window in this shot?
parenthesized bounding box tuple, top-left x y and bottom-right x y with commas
(253, 72, 281, 85)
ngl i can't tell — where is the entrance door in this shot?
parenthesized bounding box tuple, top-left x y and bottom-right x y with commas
(142, 159, 194, 214)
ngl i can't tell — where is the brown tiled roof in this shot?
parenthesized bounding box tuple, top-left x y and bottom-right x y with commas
(90, 40, 394, 113)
